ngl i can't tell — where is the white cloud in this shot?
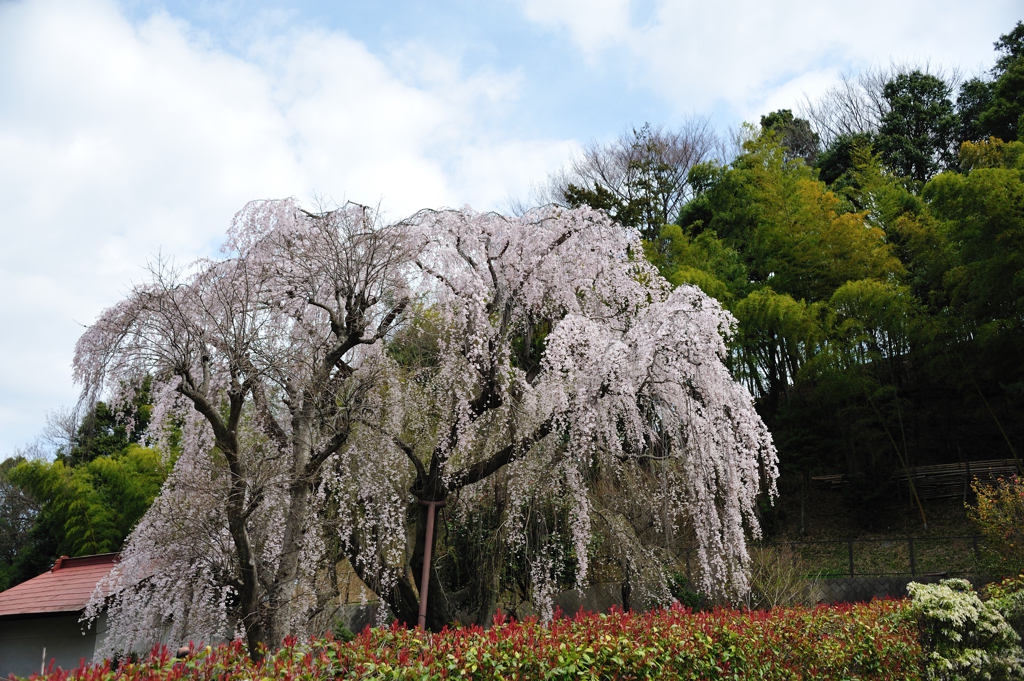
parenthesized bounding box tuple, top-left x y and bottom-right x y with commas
(0, 0, 572, 455)
(745, 67, 843, 124)
(515, 0, 1020, 116)
(520, 0, 633, 53)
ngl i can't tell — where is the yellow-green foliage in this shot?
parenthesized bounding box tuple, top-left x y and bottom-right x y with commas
(959, 138, 1024, 172)
(969, 476, 1024, 576)
(10, 445, 167, 556)
(829, 279, 917, 360)
(926, 165, 1024, 338)
(735, 133, 903, 301)
(644, 224, 746, 303)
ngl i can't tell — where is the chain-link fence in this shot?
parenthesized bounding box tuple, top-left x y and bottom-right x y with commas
(676, 535, 985, 581)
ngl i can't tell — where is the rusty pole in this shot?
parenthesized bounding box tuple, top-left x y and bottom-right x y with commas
(417, 499, 446, 630)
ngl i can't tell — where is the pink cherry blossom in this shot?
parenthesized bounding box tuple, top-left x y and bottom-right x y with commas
(79, 200, 777, 657)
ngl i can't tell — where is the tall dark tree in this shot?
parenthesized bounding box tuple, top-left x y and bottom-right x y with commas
(992, 21, 1024, 77)
(58, 378, 152, 467)
(760, 109, 821, 165)
(814, 132, 876, 188)
(957, 78, 996, 144)
(978, 59, 1024, 143)
(956, 22, 1024, 145)
(876, 71, 958, 182)
(0, 457, 42, 591)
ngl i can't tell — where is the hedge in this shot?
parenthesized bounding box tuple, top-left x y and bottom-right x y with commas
(23, 600, 923, 681)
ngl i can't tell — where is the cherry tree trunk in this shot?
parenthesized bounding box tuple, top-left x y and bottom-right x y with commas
(225, 465, 267, 656)
(266, 479, 311, 646)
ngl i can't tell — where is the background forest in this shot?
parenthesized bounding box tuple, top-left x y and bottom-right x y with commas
(1, 21, 1022, 601)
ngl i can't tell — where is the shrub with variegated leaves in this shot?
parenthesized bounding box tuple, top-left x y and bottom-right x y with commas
(908, 578, 1023, 680)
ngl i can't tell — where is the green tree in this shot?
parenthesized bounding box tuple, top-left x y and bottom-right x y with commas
(1, 381, 163, 589)
(681, 132, 902, 304)
(563, 182, 644, 231)
(829, 279, 917, 363)
(829, 140, 949, 303)
(60, 379, 152, 467)
(760, 109, 821, 165)
(9, 445, 167, 558)
(955, 22, 1024, 145)
(992, 20, 1024, 77)
(0, 457, 40, 591)
(925, 157, 1024, 383)
(732, 288, 822, 407)
(814, 132, 876, 187)
(675, 131, 944, 510)
(643, 223, 746, 303)
(876, 71, 958, 182)
(556, 120, 719, 240)
(978, 59, 1024, 143)
(957, 77, 995, 144)
(959, 137, 1024, 172)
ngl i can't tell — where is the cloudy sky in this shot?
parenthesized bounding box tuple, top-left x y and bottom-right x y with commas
(0, 0, 1019, 457)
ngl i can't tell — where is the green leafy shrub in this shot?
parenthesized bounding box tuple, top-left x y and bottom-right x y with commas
(908, 578, 1023, 680)
(330, 621, 356, 643)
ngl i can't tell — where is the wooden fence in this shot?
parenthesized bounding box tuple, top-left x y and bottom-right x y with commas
(811, 458, 1020, 500)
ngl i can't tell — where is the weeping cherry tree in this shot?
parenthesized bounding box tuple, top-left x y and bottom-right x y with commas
(79, 199, 777, 657)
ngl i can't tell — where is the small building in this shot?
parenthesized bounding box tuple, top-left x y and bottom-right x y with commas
(0, 553, 118, 678)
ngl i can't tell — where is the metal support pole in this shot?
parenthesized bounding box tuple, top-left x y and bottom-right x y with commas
(417, 499, 446, 630)
(848, 540, 855, 577)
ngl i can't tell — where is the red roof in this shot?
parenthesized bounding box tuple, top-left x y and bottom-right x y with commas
(0, 553, 119, 618)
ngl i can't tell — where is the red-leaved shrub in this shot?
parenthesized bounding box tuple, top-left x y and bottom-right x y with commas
(19, 600, 923, 680)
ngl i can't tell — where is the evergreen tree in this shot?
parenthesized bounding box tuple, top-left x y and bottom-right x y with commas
(760, 109, 821, 165)
(955, 22, 1024, 145)
(978, 60, 1024, 143)
(876, 71, 958, 182)
(59, 378, 152, 467)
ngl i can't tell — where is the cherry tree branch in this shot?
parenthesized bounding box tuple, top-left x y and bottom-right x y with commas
(305, 297, 343, 336)
(304, 423, 353, 479)
(415, 260, 458, 293)
(453, 418, 554, 488)
(395, 438, 428, 484)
